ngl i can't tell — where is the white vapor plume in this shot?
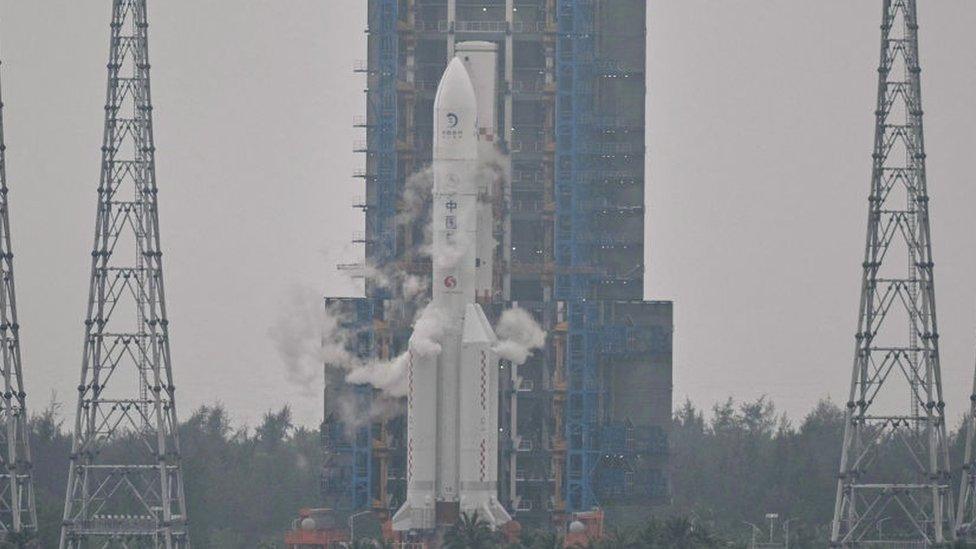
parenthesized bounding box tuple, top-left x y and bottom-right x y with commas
(362, 262, 393, 290)
(409, 304, 448, 356)
(403, 275, 428, 302)
(494, 307, 546, 365)
(398, 165, 433, 227)
(333, 392, 403, 434)
(275, 149, 511, 417)
(344, 304, 447, 397)
(345, 353, 410, 398)
(269, 286, 411, 402)
(269, 286, 352, 396)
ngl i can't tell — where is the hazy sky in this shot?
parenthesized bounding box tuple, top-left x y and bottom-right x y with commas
(4, 2, 976, 429)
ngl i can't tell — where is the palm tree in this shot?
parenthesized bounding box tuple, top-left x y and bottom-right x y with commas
(443, 511, 500, 549)
(657, 516, 721, 549)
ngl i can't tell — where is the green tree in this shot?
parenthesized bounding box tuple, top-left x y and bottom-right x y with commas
(444, 512, 501, 549)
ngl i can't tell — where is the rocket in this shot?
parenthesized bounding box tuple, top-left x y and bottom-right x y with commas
(392, 56, 511, 532)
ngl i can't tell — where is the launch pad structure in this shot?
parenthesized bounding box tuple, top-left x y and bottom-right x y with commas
(323, 0, 672, 534)
(59, 1, 190, 547)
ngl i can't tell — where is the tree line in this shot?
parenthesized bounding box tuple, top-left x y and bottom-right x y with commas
(29, 402, 321, 547)
(21, 396, 975, 547)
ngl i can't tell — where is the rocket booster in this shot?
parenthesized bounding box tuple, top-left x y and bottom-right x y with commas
(392, 57, 511, 532)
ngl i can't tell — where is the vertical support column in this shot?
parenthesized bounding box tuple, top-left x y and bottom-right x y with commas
(831, 1, 953, 545)
(503, 0, 514, 302)
(0, 55, 38, 540)
(60, 1, 189, 547)
(503, 0, 518, 513)
(555, 0, 598, 514)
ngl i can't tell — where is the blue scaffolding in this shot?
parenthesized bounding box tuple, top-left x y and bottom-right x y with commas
(555, 0, 601, 512)
(369, 0, 399, 275)
(328, 0, 399, 513)
(322, 298, 376, 511)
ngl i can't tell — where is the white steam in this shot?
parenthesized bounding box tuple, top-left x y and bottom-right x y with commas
(332, 392, 403, 433)
(269, 286, 352, 396)
(274, 152, 517, 420)
(403, 275, 428, 302)
(409, 304, 448, 356)
(494, 307, 546, 365)
(398, 165, 433, 228)
(268, 286, 410, 401)
(345, 353, 410, 398)
(345, 303, 448, 397)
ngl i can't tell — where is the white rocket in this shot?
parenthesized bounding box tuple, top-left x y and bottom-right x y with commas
(392, 54, 511, 532)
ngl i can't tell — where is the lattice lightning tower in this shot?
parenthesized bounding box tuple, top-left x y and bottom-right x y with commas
(0, 58, 38, 540)
(830, 1, 953, 545)
(60, 1, 189, 546)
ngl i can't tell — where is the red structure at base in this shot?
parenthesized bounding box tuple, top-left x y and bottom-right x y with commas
(563, 509, 605, 548)
(284, 509, 349, 548)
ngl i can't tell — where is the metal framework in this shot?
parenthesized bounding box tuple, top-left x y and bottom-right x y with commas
(60, 1, 189, 547)
(960, 356, 976, 538)
(322, 298, 375, 512)
(320, 0, 400, 514)
(555, 0, 600, 512)
(336, 0, 667, 524)
(368, 0, 399, 273)
(830, 1, 952, 545)
(0, 60, 38, 540)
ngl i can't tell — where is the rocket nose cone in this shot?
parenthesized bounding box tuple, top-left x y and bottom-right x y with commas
(433, 57, 478, 159)
(434, 57, 477, 114)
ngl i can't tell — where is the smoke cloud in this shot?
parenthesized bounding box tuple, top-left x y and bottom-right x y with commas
(269, 285, 352, 396)
(344, 303, 447, 397)
(409, 304, 448, 356)
(403, 274, 428, 302)
(331, 391, 403, 433)
(345, 353, 410, 398)
(494, 307, 546, 365)
(398, 165, 433, 228)
(274, 151, 513, 418)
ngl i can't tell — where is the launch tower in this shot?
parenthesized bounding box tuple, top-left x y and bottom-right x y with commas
(0, 56, 38, 540)
(325, 0, 671, 531)
(60, 1, 190, 546)
(829, 0, 953, 545)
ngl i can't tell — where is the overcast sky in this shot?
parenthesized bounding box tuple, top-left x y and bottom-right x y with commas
(4, 2, 976, 429)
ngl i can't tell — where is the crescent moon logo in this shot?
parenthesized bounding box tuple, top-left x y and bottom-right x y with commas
(444, 276, 457, 289)
(447, 113, 459, 128)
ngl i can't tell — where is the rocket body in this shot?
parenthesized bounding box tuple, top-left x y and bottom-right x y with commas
(456, 41, 500, 302)
(392, 57, 511, 532)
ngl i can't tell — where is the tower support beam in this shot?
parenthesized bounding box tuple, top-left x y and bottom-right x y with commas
(60, 1, 190, 547)
(0, 57, 38, 540)
(830, 1, 953, 545)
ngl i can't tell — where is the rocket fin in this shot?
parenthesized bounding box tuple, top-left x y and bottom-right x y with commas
(462, 303, 497, 345)
(480, 499, 513, 527)
(392, 502, 435, 532)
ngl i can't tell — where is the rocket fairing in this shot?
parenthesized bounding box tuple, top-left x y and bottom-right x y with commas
(392, 57, 511, 532)
(456, 41, 500, 302)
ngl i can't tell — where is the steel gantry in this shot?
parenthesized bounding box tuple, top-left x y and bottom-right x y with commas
(60, 1, 189, 547)
(830, 1, 953, 545)
(959, 350, 976, 538)
(0, 58, 38, 540)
